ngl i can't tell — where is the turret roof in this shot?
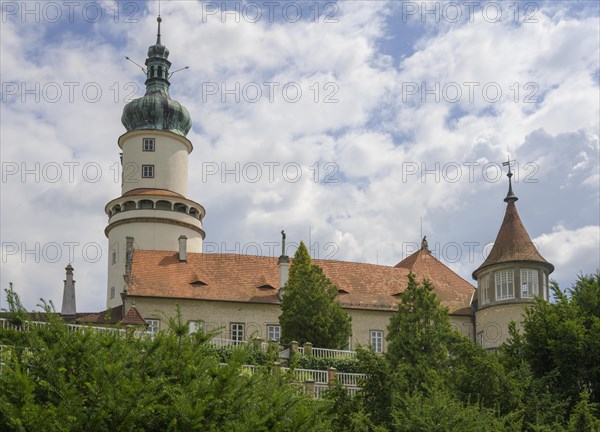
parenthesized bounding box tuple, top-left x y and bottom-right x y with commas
(472, 201, 554, 279)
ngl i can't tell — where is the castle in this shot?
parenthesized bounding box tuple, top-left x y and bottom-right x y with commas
(68, 17, 554, 351)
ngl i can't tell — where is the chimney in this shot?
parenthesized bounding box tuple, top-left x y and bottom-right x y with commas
(178, 235, 187, 262)
(61, 264, 76, 320)
(278, 230, 289, 301)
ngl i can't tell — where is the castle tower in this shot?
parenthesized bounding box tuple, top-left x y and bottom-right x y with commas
(472, 157, 553, 348)
(105, 17, 205, 308)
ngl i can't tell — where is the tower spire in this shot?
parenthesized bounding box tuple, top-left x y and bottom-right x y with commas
(502, 155, 518, 203)
(156, 15, 162, 45)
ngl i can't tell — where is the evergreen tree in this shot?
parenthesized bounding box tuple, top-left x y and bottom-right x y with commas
(279, 242, 351, 349)
(0, 305, 332, 431)
(507, 273, 600, 408)
(386, 273, 455, 389)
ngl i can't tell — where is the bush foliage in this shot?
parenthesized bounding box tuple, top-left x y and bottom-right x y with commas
(2, 272, 599, 431)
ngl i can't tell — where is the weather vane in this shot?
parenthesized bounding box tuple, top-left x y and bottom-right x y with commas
(502, 154, 518, 203)
(502, 154, 516, 176)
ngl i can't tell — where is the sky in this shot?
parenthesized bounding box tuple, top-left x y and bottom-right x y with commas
(1, 0, 599, 312)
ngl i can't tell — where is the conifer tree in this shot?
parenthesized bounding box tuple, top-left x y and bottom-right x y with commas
(386, 272, 456, 389)
(279, 242, 352, 349)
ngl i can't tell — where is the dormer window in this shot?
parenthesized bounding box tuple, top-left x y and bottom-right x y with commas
(143, 138, 155, 151)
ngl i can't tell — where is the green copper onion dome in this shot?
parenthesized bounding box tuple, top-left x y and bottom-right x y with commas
(121, 17, 192, 137)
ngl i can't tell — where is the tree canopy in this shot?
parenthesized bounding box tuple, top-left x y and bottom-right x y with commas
(0, 295, 331, 432)
(279, 242, 352, 349)
(2, 272, 599, 431)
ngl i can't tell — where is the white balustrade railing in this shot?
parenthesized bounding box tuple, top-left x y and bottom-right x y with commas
(311, 347, 356, 358)
(282, 367, 328, 384)
(294, 344, 357, 358)
(208, 338, 247, 348)
(314, 384, 329, 398)
(346, 386, 360, 397)
(336, 372, 365, 387)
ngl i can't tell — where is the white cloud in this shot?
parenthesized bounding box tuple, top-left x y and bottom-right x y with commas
(1, 1, 598, 311)
(534, 225, 600, 286)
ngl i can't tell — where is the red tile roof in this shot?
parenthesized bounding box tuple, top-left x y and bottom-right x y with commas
(78, 306, 123, 324)
(128, 249, 474, 315)
(395, 248, 476, 315)
(473, 202, 554, 278)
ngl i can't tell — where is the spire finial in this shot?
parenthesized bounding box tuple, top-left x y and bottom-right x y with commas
(502, 154, 518, 203)
(156, 15, 162, 45)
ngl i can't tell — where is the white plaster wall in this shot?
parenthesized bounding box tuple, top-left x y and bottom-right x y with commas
(124, 297, 476, 350)
(475, 303, 527, 348)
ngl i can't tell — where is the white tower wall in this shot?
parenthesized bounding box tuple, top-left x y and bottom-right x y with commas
(119, 130, 192, 196)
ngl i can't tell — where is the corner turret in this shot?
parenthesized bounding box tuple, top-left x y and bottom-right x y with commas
(472, 156, 554, 348)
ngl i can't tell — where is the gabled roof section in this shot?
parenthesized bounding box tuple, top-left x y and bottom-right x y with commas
(121, 305, 147, 326)
(473, 202, 554, 279)
(127, 250, 474, 314)
(395, 247, 476, 315)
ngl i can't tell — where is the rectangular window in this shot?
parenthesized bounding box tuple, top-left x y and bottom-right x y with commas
(143, 138, 155, 151)
(142, 165, 154, 178)
(110, 286, 115, 299)
(543, 273, 548, 300)
(231, 323, 245, 345)
(146, 319, 160, 335)
(521, 269, 539, 298)
(370, 330, 383, 353)
(189, 320, 203, 334)
(112, 251, 117, 265)
(495, 270, 514, 300)
(267, 324, 280, 342)
(480, 275, 490, 305)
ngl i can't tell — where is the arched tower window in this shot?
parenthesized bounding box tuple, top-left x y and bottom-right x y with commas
(139, 200, 154, 209)
(156, 200, 171, 210)
(123, 201, 136, 211)
(174, 203, 188, 213)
